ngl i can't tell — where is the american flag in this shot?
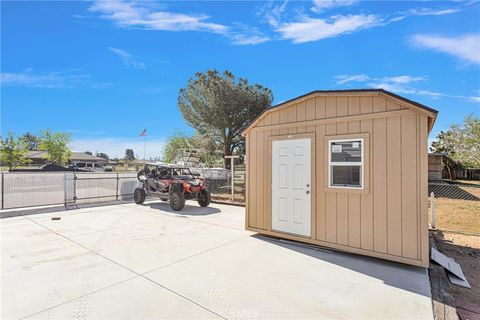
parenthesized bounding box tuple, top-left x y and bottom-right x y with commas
(140, 129, 147, 136)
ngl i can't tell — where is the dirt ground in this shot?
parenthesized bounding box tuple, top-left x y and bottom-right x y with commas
(432, 230, 480, 320)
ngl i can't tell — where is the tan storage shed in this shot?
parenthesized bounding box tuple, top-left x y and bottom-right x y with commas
(243, 89, 437, 267)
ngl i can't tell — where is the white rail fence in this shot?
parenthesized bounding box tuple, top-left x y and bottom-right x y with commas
(0, 172, 138, 210)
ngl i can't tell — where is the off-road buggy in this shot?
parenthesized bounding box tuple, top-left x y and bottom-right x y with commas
(133, 163, 211, 211)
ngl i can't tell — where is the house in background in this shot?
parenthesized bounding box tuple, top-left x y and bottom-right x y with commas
(428, 152, 447, 181)
(26, 151, 107, 167)
(242, 89, 437, 267)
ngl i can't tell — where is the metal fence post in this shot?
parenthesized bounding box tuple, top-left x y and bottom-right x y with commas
(430, 191, 436, 229)
(116, 172, 119, 200)
(63, 172, 67, 206)
(73, 172, 77, 203)
(1, 172, 4, 210)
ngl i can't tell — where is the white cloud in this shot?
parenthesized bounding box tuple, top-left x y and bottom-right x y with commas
(334, 73, 479, 103)
(0, 69, 90, 88)
(231, 34, 270, 45)
(229, 23, 270, 45)
(71, 137, 166, 160)
(277, 14, 380, 43)
(335, 74, 371, 85)
(89, 0, 228, 34)
(470, 96, 480, 102)
(411, 34, 480, 64)
(107, 47, 146, 69)
(311, 0, 356, 13)
(262, 0, 289, 27)
(407, 8, 460, 16)
(384, 75, 426, 84)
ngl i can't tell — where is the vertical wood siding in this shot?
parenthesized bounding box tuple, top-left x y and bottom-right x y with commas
(247, 94, 429, 266)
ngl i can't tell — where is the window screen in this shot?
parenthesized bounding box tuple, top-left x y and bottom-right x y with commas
(329, 139, 364, 189)
(331, 166, 361, 187)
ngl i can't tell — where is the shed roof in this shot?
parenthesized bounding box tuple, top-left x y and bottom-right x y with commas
(242, 89, 438, 135)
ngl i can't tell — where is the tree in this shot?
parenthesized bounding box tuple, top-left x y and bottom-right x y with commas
(96, 152, 109, 160)
(38, 129, 71, 165)
(124, 149, 135, 161)
(178, 69, 273, 168)
(21, 132, 40, 150)
(84, 151, 93, 155)
(0, 132, 32, 170)
(162, 130, 221, 165)
(162, 130, 192, 163)
(431, 114, 480, 178)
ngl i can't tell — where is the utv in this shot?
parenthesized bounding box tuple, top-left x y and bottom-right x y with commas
(133, 163, 211, 211)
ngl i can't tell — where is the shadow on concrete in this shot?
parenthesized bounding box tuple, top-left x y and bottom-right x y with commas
(146, 201, 221, 216)
(253, 234, 432, 297)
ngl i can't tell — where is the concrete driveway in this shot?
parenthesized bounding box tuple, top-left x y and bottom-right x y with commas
(1, 201, 433, 319)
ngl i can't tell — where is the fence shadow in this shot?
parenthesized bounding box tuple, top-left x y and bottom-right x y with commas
(429, 184, 480, 201)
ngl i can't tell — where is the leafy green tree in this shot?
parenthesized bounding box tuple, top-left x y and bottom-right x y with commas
(162, 130, 222, 166)
(162, 130, 192, 163)
(431, 114, 480, 178)
(96, 152, 109, 160)
(21, 132, 40, 150)
(178, 69, 272, 168)
(38, 129, 71, 165)
(0, 132, 32, 170)
(124, 149, 135, 161)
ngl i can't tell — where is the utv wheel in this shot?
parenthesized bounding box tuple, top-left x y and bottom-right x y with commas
(170, 191, 185, 211)
(198, 189, 211, 207)
(134, 188, 146, 204)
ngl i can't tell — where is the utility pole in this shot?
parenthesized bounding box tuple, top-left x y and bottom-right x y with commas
(224, 155, 240, 201)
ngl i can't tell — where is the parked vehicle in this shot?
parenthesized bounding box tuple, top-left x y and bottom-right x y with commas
(134, 163, 211, 211)
(69, 162, 109, 172)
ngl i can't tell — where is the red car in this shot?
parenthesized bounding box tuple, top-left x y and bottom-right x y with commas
(134, 163, 211, 211)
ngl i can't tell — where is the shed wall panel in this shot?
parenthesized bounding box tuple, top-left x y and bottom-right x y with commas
(245, 93, 431, 266)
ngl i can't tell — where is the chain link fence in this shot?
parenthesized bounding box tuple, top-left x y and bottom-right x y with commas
(0, 172, 138, 210)
(201, 166, 245, 203)
(0, 169, 246, 210)
(428, 182, 480, 235)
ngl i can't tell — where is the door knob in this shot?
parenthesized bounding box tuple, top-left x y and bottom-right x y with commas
(306, 184, 310, 187)
(306, 190, 310, 194)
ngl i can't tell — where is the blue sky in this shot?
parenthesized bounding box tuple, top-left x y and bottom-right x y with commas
(1, 0, 479, 158)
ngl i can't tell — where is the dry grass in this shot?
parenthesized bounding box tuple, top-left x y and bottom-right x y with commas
(429, 184, 480, 235)
(431, 198, 480, 235)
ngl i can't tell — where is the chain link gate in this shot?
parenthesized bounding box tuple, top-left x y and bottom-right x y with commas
(0, 172, 138, 210)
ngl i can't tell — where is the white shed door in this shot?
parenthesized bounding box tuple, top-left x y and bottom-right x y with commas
(272, 138, 311, 237)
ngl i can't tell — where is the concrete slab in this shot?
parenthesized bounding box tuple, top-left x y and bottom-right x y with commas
(1, 201, 433, 319)
(0, 217, 62, 249)
(1, 224, 134, 319)
(26, 277, 221, 320)
(66, 206, 249, 274)
(145, 236, 433, 319)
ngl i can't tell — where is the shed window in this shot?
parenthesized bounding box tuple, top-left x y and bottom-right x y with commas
(328, 139, 363, 189)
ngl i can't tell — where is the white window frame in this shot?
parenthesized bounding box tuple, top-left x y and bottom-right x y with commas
(328, 138, 364, 190)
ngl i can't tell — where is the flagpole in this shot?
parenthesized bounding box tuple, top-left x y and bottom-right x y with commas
(144, 131, 147, 161)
